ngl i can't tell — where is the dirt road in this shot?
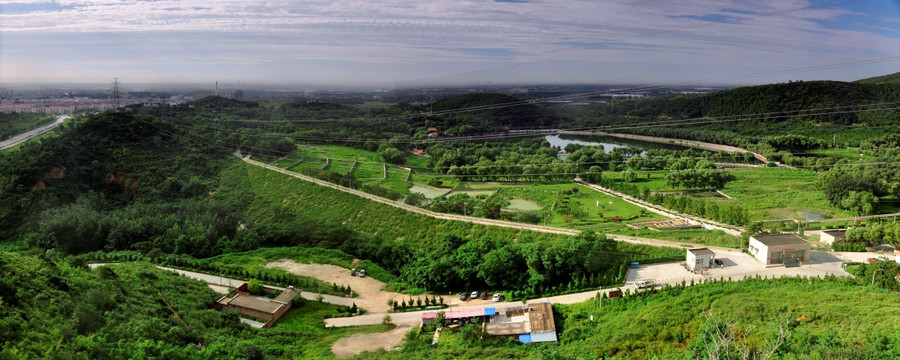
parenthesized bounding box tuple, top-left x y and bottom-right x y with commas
(265, 260, 419, 313)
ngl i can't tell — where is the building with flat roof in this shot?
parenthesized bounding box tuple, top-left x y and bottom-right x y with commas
(216, 286, 299, 328)
(748, 234, 810, 267)
(686, 248, 716, 271)
(424, 302, 557, 343)
(820, 230, 846, 245)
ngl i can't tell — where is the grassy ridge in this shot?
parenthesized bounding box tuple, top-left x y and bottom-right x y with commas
(370, 276, 900, 359)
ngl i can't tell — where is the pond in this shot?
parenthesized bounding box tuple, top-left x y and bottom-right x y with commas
(506, 199, 542, 211)
(799, 212, 826, 220)
(408, 184, 450, 199)
(545, 134, 691, 153)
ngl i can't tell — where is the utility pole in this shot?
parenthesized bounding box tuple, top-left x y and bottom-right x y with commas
(111, 77, 121, 108)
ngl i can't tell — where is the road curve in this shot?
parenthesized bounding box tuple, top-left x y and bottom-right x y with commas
(244, 156, 740, 251)
(0, 115, 69, 150)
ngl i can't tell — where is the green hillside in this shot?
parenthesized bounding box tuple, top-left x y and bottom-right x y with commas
(0, 251, 383, 359)
(8, 250, 894, 360)
(856, 71, 900, 85)
(369, 276, 900, 360)
(591, 79, 900, 147)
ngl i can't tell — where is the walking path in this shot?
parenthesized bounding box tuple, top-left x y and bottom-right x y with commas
(575, 179, 744, 236)
(243, 156, 736, 249)
(0, 115, 69, 150)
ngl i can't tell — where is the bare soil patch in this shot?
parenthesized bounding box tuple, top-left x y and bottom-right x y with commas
(265, 260, 406, 313)
(331, 325, 412, 358)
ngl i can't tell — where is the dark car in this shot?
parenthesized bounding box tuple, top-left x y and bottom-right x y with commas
(460, 293, 468, 301)
(714, 259, 724, 266)
(480, 291, 489, 300)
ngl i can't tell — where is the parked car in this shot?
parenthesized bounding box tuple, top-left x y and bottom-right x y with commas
(492, 293, 503, 302)
(470, 291, 479, 300)
(480, 291, 489, 300)
(635, 280, 654, 289)
(359, 269, 366, 277)
(714, 259, 724, 266)
(460, 293, 468, 301)
(350, 268, 357, 276)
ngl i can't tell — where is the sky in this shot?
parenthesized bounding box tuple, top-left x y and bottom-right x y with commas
(1, 0, 899, 88)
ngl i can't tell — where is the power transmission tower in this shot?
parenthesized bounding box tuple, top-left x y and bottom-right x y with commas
(111, 77, 121, 108)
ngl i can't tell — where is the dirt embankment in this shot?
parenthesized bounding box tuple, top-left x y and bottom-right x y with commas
(330, 325, 412, 358)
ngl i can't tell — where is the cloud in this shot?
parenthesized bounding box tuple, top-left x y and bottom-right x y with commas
(1, 0, 898, 85)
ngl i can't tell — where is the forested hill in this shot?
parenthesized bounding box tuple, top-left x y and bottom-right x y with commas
(429, 93, 561, 132)
(0, 107, 232, 241)
(592, 78, 900, 147)
(855, 71, 900, 85)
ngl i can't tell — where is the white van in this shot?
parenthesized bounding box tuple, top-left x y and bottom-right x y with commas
(635, 280, 654, 289)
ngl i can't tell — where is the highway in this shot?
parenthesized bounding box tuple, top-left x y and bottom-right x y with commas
(0, 115, 69, 150)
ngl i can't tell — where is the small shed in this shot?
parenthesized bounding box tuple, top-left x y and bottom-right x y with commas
(820, 230, 846, 245)
(686, 248, 716, 271)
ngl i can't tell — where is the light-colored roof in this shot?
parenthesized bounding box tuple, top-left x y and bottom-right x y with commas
(688, 248, 715, 256)
(485, 322, 529, 335)
(751, 234, 809, 247)
(444, 308, 485, 320)
(821, 230, 846, 237)
(222, 295, 285, 314)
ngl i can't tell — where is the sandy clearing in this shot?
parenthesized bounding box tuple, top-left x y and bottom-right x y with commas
(265, 260, 426, 313)
(331, 325, 411, 358)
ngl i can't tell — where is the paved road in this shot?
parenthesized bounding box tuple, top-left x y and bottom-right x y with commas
(326, 248, 868, 328)
(244, 156, 736, 250)
(0, 115, 69, 150)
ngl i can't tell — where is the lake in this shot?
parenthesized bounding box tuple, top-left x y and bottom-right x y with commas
(545, 134, 691, 153)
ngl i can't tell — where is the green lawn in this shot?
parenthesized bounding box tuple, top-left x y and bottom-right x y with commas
(606, 167, 862, 222)
(610, 228, 742, 248)
(495, 183, 664, 227)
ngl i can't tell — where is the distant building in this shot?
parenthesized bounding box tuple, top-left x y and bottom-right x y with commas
(686, 248, 716, 272)
(216, 284, 299, 328)
(820, 230, 846, 245)
(748, 234, 811, 266)
(425, 302, 557, 343)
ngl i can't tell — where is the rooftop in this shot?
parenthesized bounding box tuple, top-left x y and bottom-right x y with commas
(688, 248, 715, 256)
(528, 303, 556, 333)
(822, 230, 846, 236)
(218, 289, 299, 314)
(751, 234, 809, 247)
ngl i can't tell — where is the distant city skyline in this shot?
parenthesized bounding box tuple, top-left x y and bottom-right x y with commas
(1, 0, 899, 88)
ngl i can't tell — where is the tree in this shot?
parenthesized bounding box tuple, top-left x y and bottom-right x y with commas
(622, 169, 638, 183)
(841, 191, 878, 217)
(380, 147, 406, 165)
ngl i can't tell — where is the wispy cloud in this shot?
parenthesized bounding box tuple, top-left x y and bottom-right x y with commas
(0, 0, 898, 85)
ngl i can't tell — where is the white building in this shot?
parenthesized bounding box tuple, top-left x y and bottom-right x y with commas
(748, 234, 811, 266)
(820, 230, 846, 245)
(686, 248, 716, 271)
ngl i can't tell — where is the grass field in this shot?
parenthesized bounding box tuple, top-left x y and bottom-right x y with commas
(605, 167, 866, 222)
(495, 183, 664, 227)
(610, 228, 743, 248)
